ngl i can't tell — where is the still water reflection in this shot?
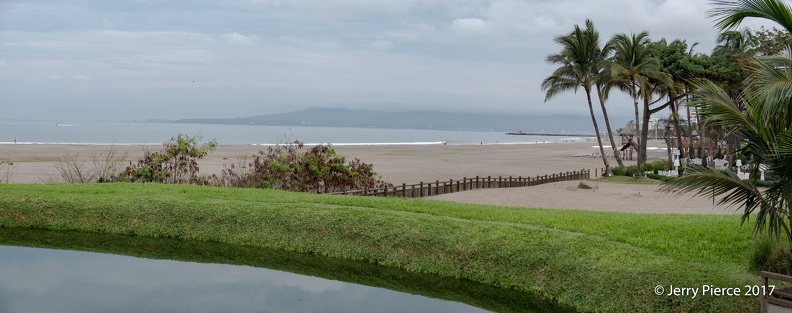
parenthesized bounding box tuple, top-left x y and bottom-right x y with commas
(0, 245, 489, 313)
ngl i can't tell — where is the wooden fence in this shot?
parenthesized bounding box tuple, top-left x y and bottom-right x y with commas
(332, 169, 590, 198)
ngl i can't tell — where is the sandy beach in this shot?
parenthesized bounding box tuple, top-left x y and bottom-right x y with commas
(0, 141, 735, 214)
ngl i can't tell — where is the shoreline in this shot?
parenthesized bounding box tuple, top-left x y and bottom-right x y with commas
(0, 140, 734, 214)
(0, 139, 571, 146)
(0, 140, 616, 184)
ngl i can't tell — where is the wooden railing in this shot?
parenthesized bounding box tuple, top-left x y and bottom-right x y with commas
(332, 169, 590, 198)
(761, 271, 792, 313)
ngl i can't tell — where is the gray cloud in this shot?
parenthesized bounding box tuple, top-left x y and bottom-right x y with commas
(0, 0, 780, 121)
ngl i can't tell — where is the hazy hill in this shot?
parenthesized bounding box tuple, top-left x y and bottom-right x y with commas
(170, 108, 621, 133)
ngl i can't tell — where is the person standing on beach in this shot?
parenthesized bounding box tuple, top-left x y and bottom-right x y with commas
(14, 137, 16, 144)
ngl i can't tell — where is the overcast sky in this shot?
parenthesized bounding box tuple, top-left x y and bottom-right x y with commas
(0, 0, 777, 121)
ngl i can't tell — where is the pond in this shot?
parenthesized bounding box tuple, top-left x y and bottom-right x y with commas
(0, 228, 577, 313)
(0, 245, 490, 313)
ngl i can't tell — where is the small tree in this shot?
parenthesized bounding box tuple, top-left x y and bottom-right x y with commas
(113, 134, 217, 184)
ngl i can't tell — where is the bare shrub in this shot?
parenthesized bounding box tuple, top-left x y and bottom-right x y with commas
(222, 140, 391, 193)
(54, 145, 127, 183)
(0, 161, 13, 183)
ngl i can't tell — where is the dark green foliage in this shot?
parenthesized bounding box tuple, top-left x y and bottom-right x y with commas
(749, 235, 792, 274)
(650, 159, 670, 171)
(752, 26, 792, 55)
(112, 134, 217, 185)
(611, 166, 626, 176)
(645, 173, 675, 182)
(641, 162, 656, 173)
(624, 165, 638, 177)
(221, 140, 391, 193)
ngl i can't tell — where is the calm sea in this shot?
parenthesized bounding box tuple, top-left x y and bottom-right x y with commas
(0, 119, 594, 146)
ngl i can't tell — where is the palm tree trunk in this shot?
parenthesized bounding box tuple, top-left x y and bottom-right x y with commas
(596, 87, 624, 167)
(672, 93, 686, 162)
(639, 96, 652, 177)
(586, 89, 611, 175)
(686, 99, 694, 161)
(665, 125, 673, 169)
(700, 121, 708, 167)
(631, 79, 641, 168)
(787, 200, 792, 253)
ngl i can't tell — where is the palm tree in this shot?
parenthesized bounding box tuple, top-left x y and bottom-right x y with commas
(664, 0, 792, 248)
(595, 42, 626, 168)
(609, 32, 672, 176)
(542, 20, 612, 174)
(662, 76, 792, 248)
(713, 28, 755, 58)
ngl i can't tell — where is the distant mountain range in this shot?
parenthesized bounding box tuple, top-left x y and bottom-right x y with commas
(161, 108, 622, 133)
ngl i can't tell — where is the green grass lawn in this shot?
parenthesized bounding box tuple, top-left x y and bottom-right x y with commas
(591, 175, 663, 184)
(0, 183, 761, 312)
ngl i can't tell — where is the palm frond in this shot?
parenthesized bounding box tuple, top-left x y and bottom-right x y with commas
(709, 0, 792, 33)
(661, 164, 770, 233)
(744, 51, 792, 129)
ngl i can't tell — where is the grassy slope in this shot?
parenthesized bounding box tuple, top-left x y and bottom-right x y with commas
(0, 183, 758, 312)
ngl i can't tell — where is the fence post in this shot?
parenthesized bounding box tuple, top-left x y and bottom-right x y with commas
(420, 182, 424, 197)
(519, 176, 523, 187)
(436, 180, 440, 195)
(509, 176, 513, 187)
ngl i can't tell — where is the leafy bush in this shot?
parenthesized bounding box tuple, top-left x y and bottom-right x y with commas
(610, 165, 639, 177)
(221, 140, 391, 193)
(649, 160, 669, 172)
(112, 134, 217, 185)
(641, 162, 655, 173)
(644, 173, 675, 182)
(624, 165, 637, 177)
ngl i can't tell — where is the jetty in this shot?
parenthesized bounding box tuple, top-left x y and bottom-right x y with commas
(506, 131, 595, 137)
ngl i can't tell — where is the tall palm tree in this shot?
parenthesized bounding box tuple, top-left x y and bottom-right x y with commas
(609, 32, 671, 176)
(595, 42, 626, 168)
(542, 20, 612, 174)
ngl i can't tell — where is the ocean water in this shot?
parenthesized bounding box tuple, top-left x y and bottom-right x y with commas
(0, 119, 595, 146)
